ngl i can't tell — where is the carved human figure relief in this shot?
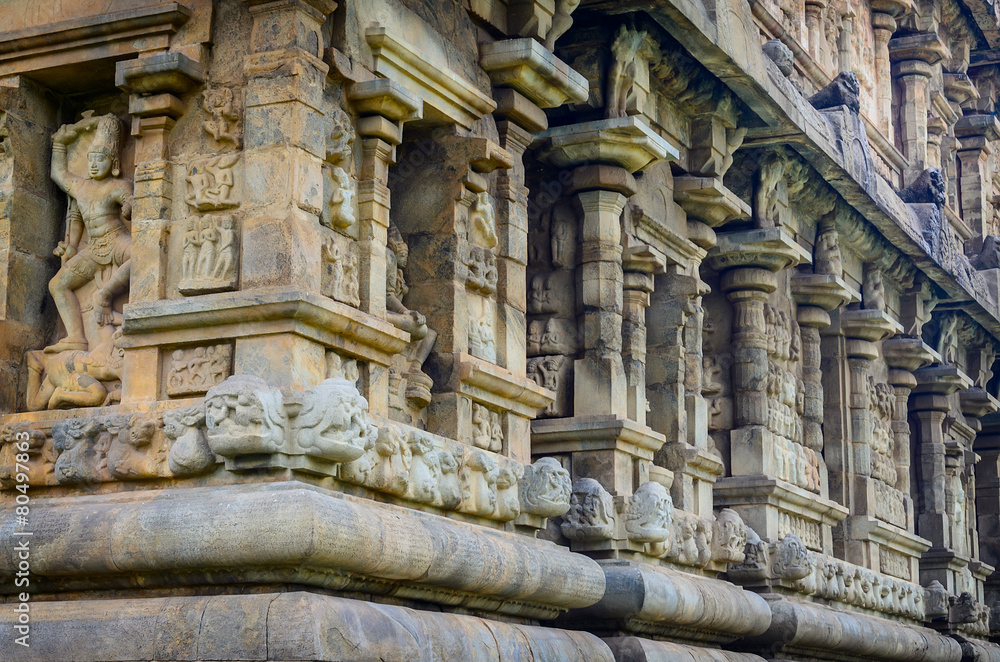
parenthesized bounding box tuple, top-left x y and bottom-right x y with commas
(937, 313, 960, 365)
(167, 343, 232, 396)
(321, 235, 360, 307)
(186, 154, 239, 211)
(468, 310, 497, 363)
(383, 224, 437, 418)
(471, 403, 503, 452)
(164, 406, 216, 476)
(26, 325, 125, 411)
(520, 457, 572, 517)
(862, 266, 886, 311)
(323, 110, 356, 231)
(178, 215, 239, 294)
(464, 192, 499, 295)
(625, 481, 673, 544)
(202, 87, 240, 147)
(754, 154, 784, 229)
(814, 227, 843, 277)
(561, 478, 615, 541)
(47, 112, 133, 355)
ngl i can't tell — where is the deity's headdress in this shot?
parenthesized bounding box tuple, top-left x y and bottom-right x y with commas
(89, 114, 122, 177)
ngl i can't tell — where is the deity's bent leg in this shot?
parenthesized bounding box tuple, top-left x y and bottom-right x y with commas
(45, 263, 92, 352)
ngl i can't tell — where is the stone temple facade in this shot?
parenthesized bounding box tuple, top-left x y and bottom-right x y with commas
(8, 0, 1000, 660)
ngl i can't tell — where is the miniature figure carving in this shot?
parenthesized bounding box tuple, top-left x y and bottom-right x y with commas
(296, 377, 377, 462)
(464, 193, 499, 294)
(386, 223, 437, 408)
(527, 355, 566, 416)
(520, 457, 572, 517)
(324, 111, 356, 230)
(471, 403, 503, 452)
(862, 267, 886, 312)
(528, 275, 560, 314)
(469, 192, 498, 250)
(550, 215, 573, 268)
(322, 235, 360, 307)
(167, 344, 232, 396)
(164, 406, 216, 476)
(186, 154, 239, 211)
(625, 481, 673, 543)
(469, 315, 497, 363)
(0, 426, 52, 489)
(561, 478, 615, 541)
(47, 112, 133, 354)
(937, 313, 960, 365)
(712, 508, 749, 563)
(204, 375, 287, 458)
(202, 87, 240, 146)
(814, 227, 843, 277)
(406, 432, 439, 504)
(178, 215, 239, 294)
(754, 154, 784, 229)
(434, 448, 461, 509)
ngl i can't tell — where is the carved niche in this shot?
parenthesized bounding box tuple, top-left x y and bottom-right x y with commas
(27, 112, 134, 410)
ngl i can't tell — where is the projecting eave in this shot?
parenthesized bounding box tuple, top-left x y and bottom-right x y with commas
(581, 0, 1000, 340)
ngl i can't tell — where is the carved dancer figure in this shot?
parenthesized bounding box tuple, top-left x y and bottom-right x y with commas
(202, 87, 240, 146)
(386, 223, 437, 381)
(47, 112, 133, 353)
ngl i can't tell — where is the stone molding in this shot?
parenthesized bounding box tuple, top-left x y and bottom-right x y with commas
(0, 481, 606, 618)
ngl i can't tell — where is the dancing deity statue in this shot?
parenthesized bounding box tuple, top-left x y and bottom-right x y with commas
(47, 112, 133, 353)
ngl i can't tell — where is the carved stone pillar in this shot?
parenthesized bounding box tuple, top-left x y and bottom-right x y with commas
(791, 271, 859, 452)
(889, 33, 949, 186)
(804, 0, 827, 60)
(623, 247, 664, 427)
(955, 114, 1000, 253)
(710, 228, 848, 553)
(911, 365, 969, 585)
(346, 79, 421, 417)
(235, 0, 334, 390)
(116, 53, 203, 403)
(531, 116, 675, 500)
(870, 11, 897, 141)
